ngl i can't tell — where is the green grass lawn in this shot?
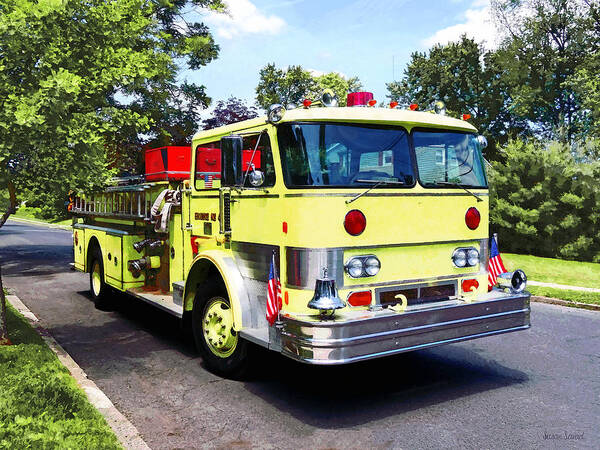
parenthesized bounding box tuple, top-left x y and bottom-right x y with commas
(0, 302, 121, 449)
(525, 286, 600, 305)
(503, 253, 600, 306)
(12, 206, 71, 226)
(503, 253, 600, 289)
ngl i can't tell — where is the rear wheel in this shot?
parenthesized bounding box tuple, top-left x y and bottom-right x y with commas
(89, 250, 110, 309)
(192, 288, 250, 378)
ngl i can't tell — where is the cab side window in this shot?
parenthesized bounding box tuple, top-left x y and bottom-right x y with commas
(195, 141, 220, 190)
(242, 133, 276, 188)
(194, 133, 276, 189)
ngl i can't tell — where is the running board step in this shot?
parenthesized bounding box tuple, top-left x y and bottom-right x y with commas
(126, 288, 183, 318)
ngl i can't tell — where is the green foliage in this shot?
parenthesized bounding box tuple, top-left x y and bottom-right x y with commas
(491, 0, 594, 143)
(0, 304, 121, 448)
(527, 286, 600, 305)
(255, 64, 362, 110)
(313, 72, 362, 107)
(389, 2, 600, 155)
(202, 96, 258, 130)
(387, 36, 528, 161)
(256, 64, 317, 110)
(0, 0, 224, 219)
(490, 139, 600, 261)
(503, 252, 600, 288)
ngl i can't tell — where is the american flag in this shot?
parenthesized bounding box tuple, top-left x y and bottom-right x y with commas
(488, 236, 507, 290)
(266, 252, 282, 326)
(205, 174, 213, 188)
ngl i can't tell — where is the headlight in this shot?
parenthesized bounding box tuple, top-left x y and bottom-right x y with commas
(452, 247, 480, 268)
(345, 255, 380, 278)
(467, 248, 480, 266)
(364, 257, 380, 276)
(452, 249, 467, 268)
(347, 258, 364, 278)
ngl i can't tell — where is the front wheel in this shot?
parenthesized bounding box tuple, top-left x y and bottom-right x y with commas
(89, 250, 110, 309)
(192, 289, 250, 378)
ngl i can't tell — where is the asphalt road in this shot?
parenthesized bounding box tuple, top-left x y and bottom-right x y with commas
(1, 219, 599, 449)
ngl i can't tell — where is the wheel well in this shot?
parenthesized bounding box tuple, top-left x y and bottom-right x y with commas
(86, 237, 101, 273)
(183, 259, 226, 312)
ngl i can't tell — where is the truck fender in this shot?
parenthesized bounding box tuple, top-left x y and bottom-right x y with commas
(183, 250, 250, 332)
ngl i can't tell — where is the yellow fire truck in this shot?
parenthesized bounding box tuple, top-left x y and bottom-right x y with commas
(71, 92, 530, 377)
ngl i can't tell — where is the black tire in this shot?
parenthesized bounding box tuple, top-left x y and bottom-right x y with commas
(192, 286, 250, 379)
(89, 249, 111, 309)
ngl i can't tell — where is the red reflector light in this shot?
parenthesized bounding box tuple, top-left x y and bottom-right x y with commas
(462, 279, 479, 293)
(303, 99, 312, 108)
(389, 101, 398, 108)
(462, 113, 472, 120)
(409, 103, 418, 111)
(191, 236, 200, 255)
(282, 221, 288, 234)
(465, 207, 481, 230)
(367, 99, 377, 107)
(348, 290, 372, 307)
(74, 231, 78, 246)
(344, 209, 366, 236)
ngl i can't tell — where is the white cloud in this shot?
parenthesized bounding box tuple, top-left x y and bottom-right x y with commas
(422, 1, 499, 49)
(203, 0, 286, 40)
(307, 68, 349, 79)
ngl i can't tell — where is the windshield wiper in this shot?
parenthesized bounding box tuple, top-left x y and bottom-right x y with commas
(435, 181, 483, 202)
(346, 179, 405, 204)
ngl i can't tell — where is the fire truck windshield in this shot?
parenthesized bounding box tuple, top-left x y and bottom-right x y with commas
(413, 130, 488, 188)
(277, 122, 415, 188)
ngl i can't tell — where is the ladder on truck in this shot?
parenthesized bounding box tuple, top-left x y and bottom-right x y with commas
(71, 182, 162, 220)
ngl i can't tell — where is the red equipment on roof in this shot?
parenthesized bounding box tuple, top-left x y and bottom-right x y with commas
(145, 146, 191, 181)
(346, 92, 374, 107)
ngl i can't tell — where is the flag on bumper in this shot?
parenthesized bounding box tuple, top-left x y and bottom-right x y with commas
(266, 253, 282, 325)
(488, 237, 507, 290)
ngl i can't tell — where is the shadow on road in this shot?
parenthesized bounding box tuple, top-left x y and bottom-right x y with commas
(0, 244, 73, 276)
(241, 342, 528, 428)
(56, 287, 528, 430)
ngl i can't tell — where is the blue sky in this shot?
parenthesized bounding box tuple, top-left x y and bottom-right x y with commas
(185, 0, 497, 114)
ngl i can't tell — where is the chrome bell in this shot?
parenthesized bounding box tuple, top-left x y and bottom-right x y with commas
(496, 269, 527, 293)
(307, 268, 345, 314)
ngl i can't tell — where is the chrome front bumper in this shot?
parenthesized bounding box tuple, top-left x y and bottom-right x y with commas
(280, 290, 530, 364)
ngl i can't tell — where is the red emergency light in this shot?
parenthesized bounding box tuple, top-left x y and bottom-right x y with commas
(347, 92, 374, 107)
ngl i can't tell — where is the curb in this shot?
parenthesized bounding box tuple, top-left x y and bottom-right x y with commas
(7, 216, 72, 231)
(6, 294, 150, 450)
(531, 295, 600, 312)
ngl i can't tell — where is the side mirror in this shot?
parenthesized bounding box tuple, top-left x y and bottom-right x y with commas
(248, 168, 265, 187)
(221, 135, 243, 186)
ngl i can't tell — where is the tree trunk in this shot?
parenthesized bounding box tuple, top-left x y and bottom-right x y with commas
(0, 178, 17, 229)
(0, 264, 11, 345)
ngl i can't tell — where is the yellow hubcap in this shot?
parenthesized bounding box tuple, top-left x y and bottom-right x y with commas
(92, 262, 102, 296)
(202, 298, 237, 358)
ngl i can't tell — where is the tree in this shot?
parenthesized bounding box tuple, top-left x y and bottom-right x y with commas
(255, 64, 317, 110)
(313, 72, 363, 107)
(491, 0, 594, 143)
(567, 1, 600, 137)
(489, 139, 600, 261)
(386, 36, 527, 160)
(0, 0, 224, 221)
(202, 97, 258, 130)
(255, 63, 363, 110)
